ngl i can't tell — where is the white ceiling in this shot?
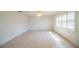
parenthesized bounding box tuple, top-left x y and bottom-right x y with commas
(22, 11, 57, 16)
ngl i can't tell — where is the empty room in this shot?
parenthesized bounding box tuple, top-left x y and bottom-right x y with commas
(0, 11, 79, 48)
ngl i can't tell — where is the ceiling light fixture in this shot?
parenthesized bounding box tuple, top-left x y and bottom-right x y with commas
(37, 11, 43, 16)
(18, 11, 22, 12)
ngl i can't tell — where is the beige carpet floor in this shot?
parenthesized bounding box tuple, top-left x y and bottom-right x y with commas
(1, 31, 76, 48)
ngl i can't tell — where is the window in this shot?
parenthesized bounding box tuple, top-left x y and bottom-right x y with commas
(67, 12, 75, 31)
(56, 12, 75, 31)
(56, 16, 62, 27)
(62, 14, 67, 28)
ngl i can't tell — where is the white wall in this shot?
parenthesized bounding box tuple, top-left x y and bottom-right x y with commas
(0, 11, 28, 45)
(53, 11, 79, 47)
(28, 16, 54, 30)
(0, 12, 3, 43)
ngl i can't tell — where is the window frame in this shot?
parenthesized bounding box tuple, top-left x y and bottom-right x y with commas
(67, 12, 76, 32)
(55, 12, 76, 32)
